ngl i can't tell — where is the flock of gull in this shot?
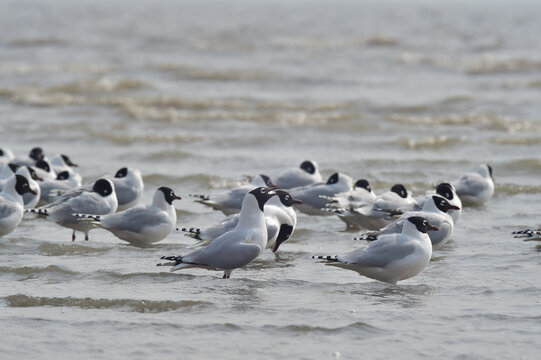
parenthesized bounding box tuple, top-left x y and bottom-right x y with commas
(2, 146, 527, 284)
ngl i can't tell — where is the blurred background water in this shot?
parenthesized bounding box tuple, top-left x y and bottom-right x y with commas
(0, 0, 540, 359)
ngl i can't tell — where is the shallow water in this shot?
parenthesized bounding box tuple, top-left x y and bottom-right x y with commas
(1, 0, 540, 359)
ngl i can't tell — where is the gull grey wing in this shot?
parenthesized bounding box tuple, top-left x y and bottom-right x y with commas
(102, 206, 169, 233)
(339, 234, 416, 268)
(455, 175, 485, 197)
(0, 198, 17, 218)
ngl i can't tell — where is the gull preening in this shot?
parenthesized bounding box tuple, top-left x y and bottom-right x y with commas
(0, 175, 37, 236)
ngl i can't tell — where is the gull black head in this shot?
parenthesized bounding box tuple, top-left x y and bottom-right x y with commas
(249, 187, 277, 211)
(326, 173, 339, 185)
(61, 154, 78, 167)
(14, 174, 37, 196)
(29, 147, 44, 162)
(56, 171, 70, 181)
(354, 179, 371, 192)
(26, 166, 43, 181)
(391, 184, 408, 198)
(8, 163, 19, 173)
(158, 186, 181, 205)
(0, 149, 3, 156)
(115, 167, 128, 178)
(35, 160, 51, 173)
(259, 174, 278, 189)
(300, 160, 316, 175)
(432, 195, 460, 213)
(275, 190, 302, 207)
(407, 216, 438, 233)
(93, 179, 114, 197)
(435, 183, 454, 201)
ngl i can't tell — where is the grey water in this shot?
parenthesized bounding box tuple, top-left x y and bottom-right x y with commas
(0, 0, 540, 359)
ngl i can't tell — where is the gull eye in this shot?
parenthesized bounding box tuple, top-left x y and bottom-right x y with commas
(170, 191, 174, 197)
(285, 195, 290, 201)
(260, 188, 266, 194)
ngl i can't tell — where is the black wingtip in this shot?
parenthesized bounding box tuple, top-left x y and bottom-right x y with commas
(189, 194, 210, 201)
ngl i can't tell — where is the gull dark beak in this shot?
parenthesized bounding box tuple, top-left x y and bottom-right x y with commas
(29, 189, 38, 195)
(294, 199, 303, 205)
(450, 205, 460, 210)
(429, 225, 439, 231)
(174, 195, 182, 201)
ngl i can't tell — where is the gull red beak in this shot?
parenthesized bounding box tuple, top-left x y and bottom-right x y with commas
(429, 225, 439, 231)
(450, 205, 460, 210)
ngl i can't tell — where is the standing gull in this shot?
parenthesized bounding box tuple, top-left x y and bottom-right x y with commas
(0, 175, 37, 236)
(74, 187, 180, 247)
(158, 187, 276, 278)
(313, 216, 438, 284)
(27, 179, 118, 241)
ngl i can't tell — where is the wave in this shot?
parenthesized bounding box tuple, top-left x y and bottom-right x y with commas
(47, 77, 148, 95)
(0, 265, 78, 276)
(37, 243, 111, 257)
(398, 136, 465, 149)
(388, 112, 536, 132)
(151, 63, 272, 82)
(491, 137, 541, 146)
(8, 37, 66, 47)
(271, 34, 399, 49)
(0, 62, 109, 75)
(4, 294, 211, 313)
(397, 51, 541, 75)
(86, 129, 203, 145)
(496, 183, 541, 195)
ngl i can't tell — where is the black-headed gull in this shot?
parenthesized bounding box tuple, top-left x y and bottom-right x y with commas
(74, 187, 180, 247)
(14, 166, 42, 208)
(181, 189, 301, 253)
(328, 184, 415, 230)
(273, 160, 323, 189)
(27, 179, 118, 241)
(38, 170, 82, 205)
(191, 174, 276, 215)
(313, 216, 437, 284)
(33, 159, 56, 180)
(413, 183, 462, 223)
(12, 147, 45, 166)
(50, 154, 82, 185)
(321, 179, 377, 229)
(356, 195, 459, 250)
(452, 164, 494, 206)
(0, 175, 37, 236)
(158, 187, 276, 278)
(110, 167, 144, 211)
(290, 172, 353, 216)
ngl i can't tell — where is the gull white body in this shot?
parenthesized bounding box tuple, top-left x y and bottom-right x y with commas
(110, 168, 144, 211)
(452, 164, 494, 206)
(160, 188, 274, 278)
(75, 188, 178, 247)
(273, 160, 322, 189)
(291, 172, 353, 216)
(315, 218, 434, 284)
(0, 176, 26, 236)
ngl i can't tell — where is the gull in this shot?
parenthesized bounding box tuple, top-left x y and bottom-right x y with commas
(38, 170, 82, 205)
(32, 159, 57, 180)
(412, 183, 462, 223)
(313, 216, 438, 284)
(158, 187, 276, 278)
(27, 179, 118, 241)
(181, 189, 301, 253)
(355, 195, 460, 250)
(290, 172, 353, 216)
(73, 187, 180, 247)
(321, 179, 377, 229)
(452, 164, 494, 206)
(14, 166, 42, 208)
(191, 174, 276, 215)
(50, 154, 82, 185)
(273, 160, 323, 189)
(0, 175, 37, 236)
(109, 167, 144, 211)
(0, 147, 14, 167)
(326, 184, 416, 230)
(12, 147, 45, 166)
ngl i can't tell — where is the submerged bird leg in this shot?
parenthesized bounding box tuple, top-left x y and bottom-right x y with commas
(72, 231, 76, 242)
(85, 232, 89, 241)
(223, 270, 232, 279)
